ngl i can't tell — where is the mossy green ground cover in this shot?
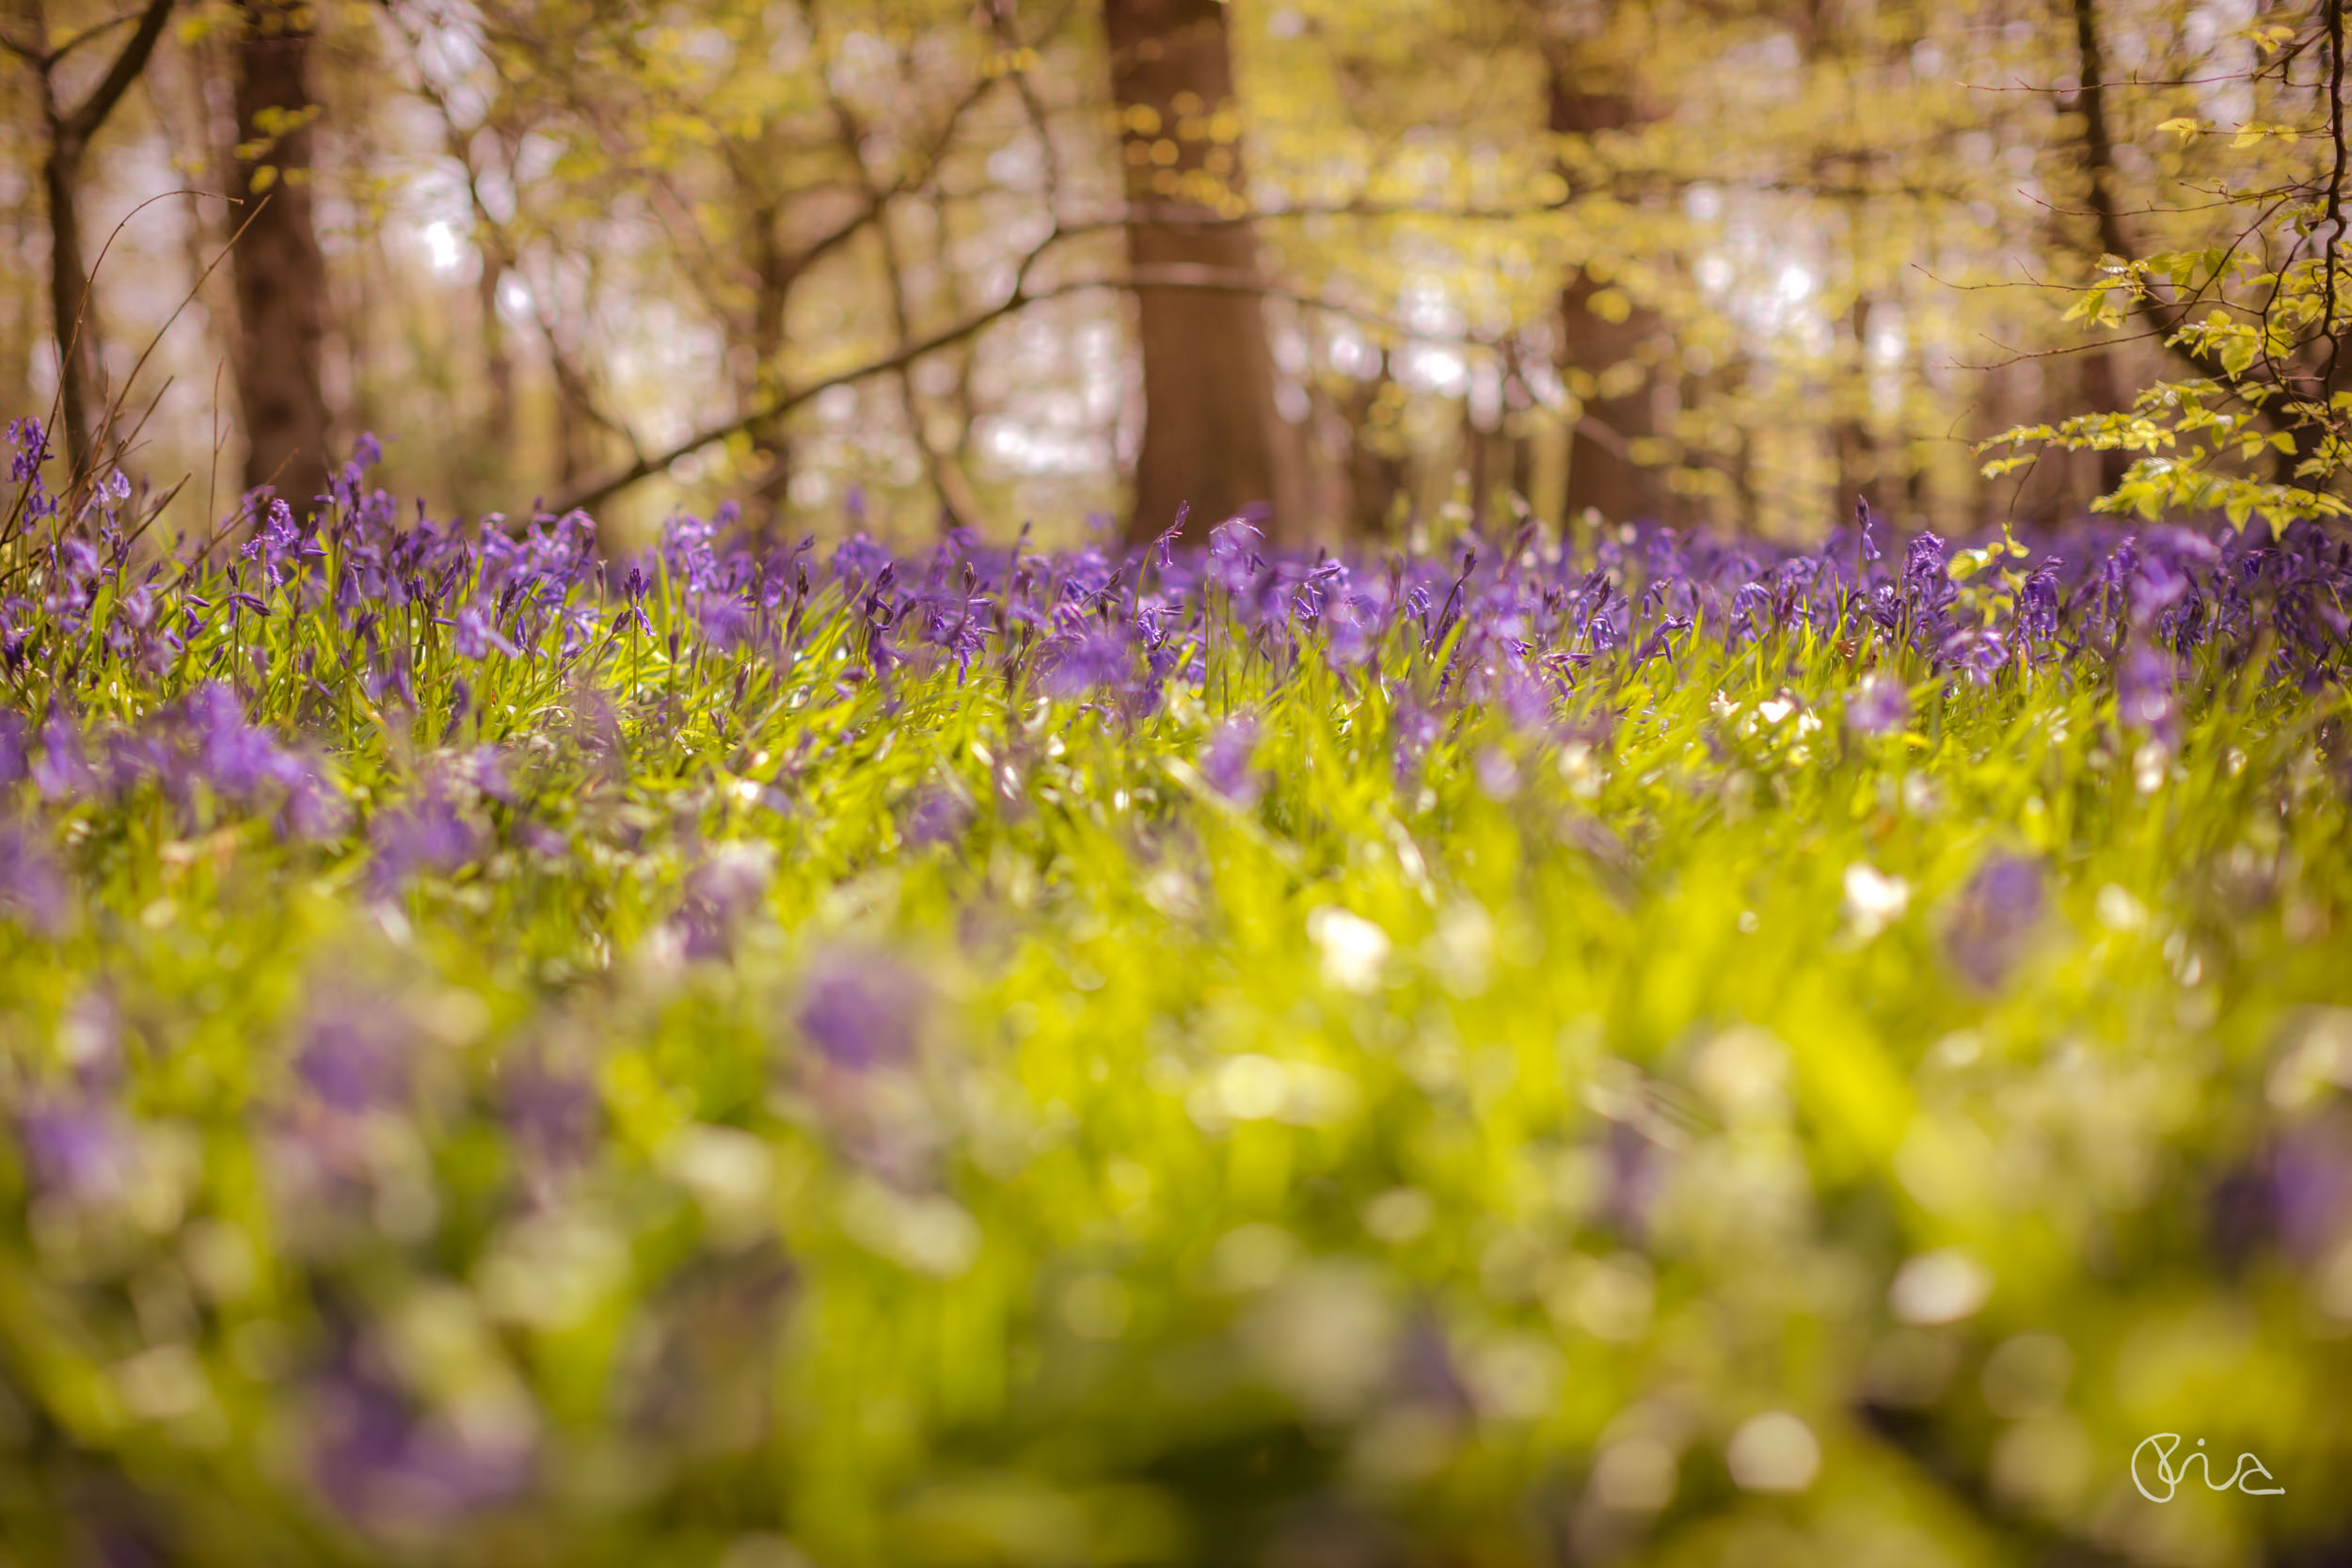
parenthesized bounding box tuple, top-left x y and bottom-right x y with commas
(2, 434, 2350, 1565)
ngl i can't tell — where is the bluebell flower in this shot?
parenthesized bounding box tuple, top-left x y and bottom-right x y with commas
(1945, 854, 2046, 990)
(1042, 629, 1133, 698)
(0, 709, 25, 791)
(294, 1000, 417, 1115)
(796, 955, 923, 1071)
(2116, 645, 2179, 741)
(1846, 673, 1909, 738)
(0, 825, 66, 936)
(370, 786, 481, 890)
(306, 1338, 533, 1530)
(453, 605, 519, 659)
(1200, 716, 1263, 806)
(16, 1095, 127, 1202)
(31, 712, 92, 800)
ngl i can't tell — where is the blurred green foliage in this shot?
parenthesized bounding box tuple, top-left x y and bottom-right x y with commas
(0, 515, 2349, 1568)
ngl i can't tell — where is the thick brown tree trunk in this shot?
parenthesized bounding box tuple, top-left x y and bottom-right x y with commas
(1104, 0, 1286, 546)
(1548, 53, 1670, 527)
(230, 0, 333, 514)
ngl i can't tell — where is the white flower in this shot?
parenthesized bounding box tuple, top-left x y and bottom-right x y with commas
(1842, 863, 1911, 938)
(1309, 908, 1391, 993)
(1889, 1247, 1992, 1324)
(1726, 1412, 1820, 1493)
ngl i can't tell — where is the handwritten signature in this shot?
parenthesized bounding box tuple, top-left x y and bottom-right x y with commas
(2131, 1434, 2284, 1501)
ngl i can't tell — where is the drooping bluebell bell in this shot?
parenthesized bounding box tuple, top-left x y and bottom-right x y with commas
(241, 497, 302, 588)
(5, 417, 58, 521)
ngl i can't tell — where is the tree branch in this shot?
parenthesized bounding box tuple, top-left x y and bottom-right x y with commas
(551, 267, 1440, 515)
(58, 0, 171, 146)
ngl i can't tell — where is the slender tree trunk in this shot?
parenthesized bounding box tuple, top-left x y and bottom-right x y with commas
(41, 139, 100, 477)
(230, 0, 333, 513)
(1338, 355, 1407, 538)
(22, 0, 177, 480)
(1502, 339, 1538, 514)
(1548, 57, 1670, 527)
(1104, 0, 1286, 545)
(1835, 291, 1879, 510)
(2073, 0, 2306, 482)
(2068, 0, 2133, 494)
(1463, 404, 1494, 533)
(478, 250, 515, 458)
(738, 198, 795, 537)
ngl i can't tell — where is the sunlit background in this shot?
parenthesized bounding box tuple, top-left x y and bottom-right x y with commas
(0, 0, 2324, 546)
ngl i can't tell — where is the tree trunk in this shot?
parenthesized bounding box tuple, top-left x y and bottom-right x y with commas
(1103, 0, 1286, 546)
(741, 199, 795, 538)
(230, 0, 333, 514)
(26, 0, 179, 482)
(478, 249, 515, 459)
(1548, 55, 1670, 527)
(1463, 404, 1494, 533)
(1835, 291, 1879, 512)
(1337, 356, 1408, 538)
(41, 139, 100, 479)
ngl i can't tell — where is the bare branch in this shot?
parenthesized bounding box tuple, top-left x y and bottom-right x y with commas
(553, 266, 1454, 515)
(58, 0, 172, 146)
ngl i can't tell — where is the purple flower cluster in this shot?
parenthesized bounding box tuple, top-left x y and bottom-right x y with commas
(1, 684, 342, 840)
(1, 410, 2347, 921)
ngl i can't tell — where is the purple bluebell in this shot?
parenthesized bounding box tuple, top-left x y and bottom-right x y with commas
(1846, 673, 1909, 738)
(452, 606, 519, 659)
(240, 497, 301, 587)
(501, 1053, 599, 1173)
(1200, 716, 1263, 807)
(1042, 629, 1133, 698)
(369, 787, 480, 890)
(30, 713, 93, 801)
(1944, 854, 2046, 990)
(2269, 1126, 2352, 1264)
(901, 785, 973, 848)
(0, 708, 25, 790)
(795, 954, 923, 1071)
(307, 1339, 532, 1529)
(16, 1096, 126, 1202)
(674, 848, 772, 959)
(2116, 645, 2179, 741)
(294, 1001, 417, 1114)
